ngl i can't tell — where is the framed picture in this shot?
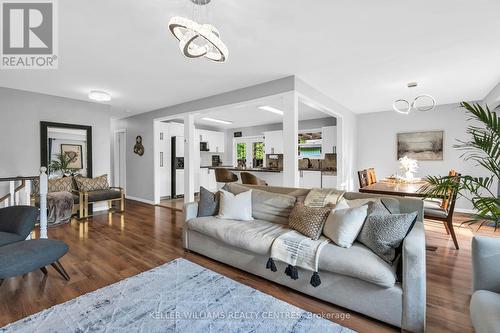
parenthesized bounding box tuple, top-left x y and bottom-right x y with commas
(397, 131, 444, 160)
(61, 144, 83, 169)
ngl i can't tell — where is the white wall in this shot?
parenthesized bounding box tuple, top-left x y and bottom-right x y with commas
(356, 103, 496, 211)
(0, 87, 112, 182)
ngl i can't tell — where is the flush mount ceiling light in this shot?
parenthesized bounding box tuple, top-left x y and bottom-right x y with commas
(392, 82, 436, 114)
(88, 90, 111, 102)
(168, 0, 228, 63)
(258, 106, 284, 115)
(201, 117, 232, 125)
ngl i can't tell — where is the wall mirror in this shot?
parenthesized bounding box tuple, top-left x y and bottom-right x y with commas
(40, 121, 93, 178)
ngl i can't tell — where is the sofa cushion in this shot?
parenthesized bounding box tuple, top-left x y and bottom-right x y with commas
(223, 183, 297, 224)
(319, 242, 397, 288)
(232, 184, 310, 203)
(87, 189, 121, 202)
(470, 290, 500, 333)
(187, 217, 288, 255)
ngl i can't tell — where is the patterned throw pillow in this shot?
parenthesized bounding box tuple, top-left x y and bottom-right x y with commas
(47, 177, 73, 193)
(75, 174, 109, 191)
(288, 203, 331, 240)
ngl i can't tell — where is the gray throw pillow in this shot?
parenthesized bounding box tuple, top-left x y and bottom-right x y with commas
(197, 187, 220, 217)
(358, 209, 418, 263)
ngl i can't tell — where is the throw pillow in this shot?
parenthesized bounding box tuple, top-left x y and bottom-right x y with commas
(357, 210, 418, 263)
(223, 183, 297, 224)
(346, 197, 401, 214)
(47, 177, 73, 193)
(217, 189, 253, 221)
(323, 205, 369, 248)
(75, 174, 110, 191)
(303, 188, 345, 208)
(288, 203, 331, 240)
(197, 187, 220, 217)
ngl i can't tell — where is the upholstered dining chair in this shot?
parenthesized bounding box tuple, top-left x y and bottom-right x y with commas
(214, 168, 238, 184)
(367, 168, 377, 185)
(0, 206, 37, 247)
(357, 170, 370, 188)
(240, 172, 268, 186)
(424, 171, 461, 249)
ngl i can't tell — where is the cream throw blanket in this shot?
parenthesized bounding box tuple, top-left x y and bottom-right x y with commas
(266, 230, 330, 287)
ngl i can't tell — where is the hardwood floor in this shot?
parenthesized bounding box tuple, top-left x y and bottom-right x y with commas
(0, 200, 498, 332)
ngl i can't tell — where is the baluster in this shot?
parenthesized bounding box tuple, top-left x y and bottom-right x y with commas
(39, 167, 48, 239)
(25, 180, 31, 206)
(9, 181, 15, 206)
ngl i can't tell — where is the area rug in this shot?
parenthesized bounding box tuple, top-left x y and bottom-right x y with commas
(1, 258, 355, 333)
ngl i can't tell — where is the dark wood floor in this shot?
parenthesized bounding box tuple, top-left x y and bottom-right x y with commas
(0, 200, 498, 332)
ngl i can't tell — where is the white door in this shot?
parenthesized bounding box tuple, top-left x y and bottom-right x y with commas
(114, 130, 126, 191)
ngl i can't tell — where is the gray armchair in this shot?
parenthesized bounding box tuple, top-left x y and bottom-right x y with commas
(470, 236, 500, 333)
(0, 206, 37, 247)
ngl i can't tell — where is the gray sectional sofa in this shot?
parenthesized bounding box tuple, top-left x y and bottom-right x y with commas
(183, 185, 426, 332)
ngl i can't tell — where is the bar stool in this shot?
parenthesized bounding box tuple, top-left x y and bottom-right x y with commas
(214, 168, 238, 184)
(240, 172, 268, 186)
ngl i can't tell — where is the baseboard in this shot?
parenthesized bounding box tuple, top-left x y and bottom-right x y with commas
(125, 195, 156, 205)
(454, 208, 476, 214)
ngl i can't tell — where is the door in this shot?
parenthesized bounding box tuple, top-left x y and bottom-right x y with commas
(114, 130, 126, 191)
(233, 136, 265, 168)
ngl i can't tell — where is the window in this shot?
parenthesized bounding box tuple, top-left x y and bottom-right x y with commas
(253, 142, 264, 167)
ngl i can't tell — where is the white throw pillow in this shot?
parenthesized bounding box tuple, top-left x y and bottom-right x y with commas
(323, 205, 368, 248)
(217, 189, 253, 221)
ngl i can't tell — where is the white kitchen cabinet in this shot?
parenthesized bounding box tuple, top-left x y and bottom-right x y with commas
(199, 168, 217, 192)
(264, 130, 284, 154)
(322, 126, 337, 156)
(175, 169, 184, 196)
(298, 170, 322, 189)
(322, 174, 337, 189)
(208, 169, 217, 191)
(197, 129, 225, 153)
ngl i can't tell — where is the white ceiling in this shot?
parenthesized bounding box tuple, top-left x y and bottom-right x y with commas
(1, 0, 499, 117)
(194, 98, 331, 130)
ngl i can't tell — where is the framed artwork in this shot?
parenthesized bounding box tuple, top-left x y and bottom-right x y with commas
(397, 131, 444, 160)
(61, 144, 83, 169)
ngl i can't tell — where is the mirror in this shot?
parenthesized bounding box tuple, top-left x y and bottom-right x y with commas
(40, 122, 92, 178)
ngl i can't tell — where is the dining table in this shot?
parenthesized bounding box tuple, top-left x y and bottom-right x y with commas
(358, 178, 429, 197)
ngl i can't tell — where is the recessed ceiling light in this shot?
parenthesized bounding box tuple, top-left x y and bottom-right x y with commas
(201, 117, 232, 125)
(407, 82, 418, 88)
(88, 90, 111, 102)
(258, 105, 284, 115)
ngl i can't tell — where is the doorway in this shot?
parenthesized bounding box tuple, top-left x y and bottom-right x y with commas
(233, 136, 265, 168)
(113, 129, 126, 191)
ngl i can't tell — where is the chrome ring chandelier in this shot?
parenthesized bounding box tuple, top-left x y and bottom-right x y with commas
(168, 0, 228, 63)
(393, 82, 436, 114)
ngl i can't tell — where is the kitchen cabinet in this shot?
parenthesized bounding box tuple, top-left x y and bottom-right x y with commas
(322, 174, 337, 189)
(197, 129, 225, 153)
(264, 130, 284, 154)
(199, 168, 217, 192)
(321, 126, 337, 156)
(298, 170, 322, 189)
(175, 169, 184, 196)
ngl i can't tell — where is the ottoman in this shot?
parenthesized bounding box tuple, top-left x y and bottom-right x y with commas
(0, 239, 70, 286)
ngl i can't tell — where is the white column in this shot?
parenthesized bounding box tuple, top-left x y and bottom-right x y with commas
(39, 167, 48, 239)
(184, 114, 196, 203)
(282, 92, 299, 187)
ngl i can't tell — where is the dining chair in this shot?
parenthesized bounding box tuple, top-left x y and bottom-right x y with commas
(214, 168, 238, 184)
(240, 172, 268, 186)
(424, 171, 460, 249)
(367, 168, 377, 185)
(357, 170, 369, 188)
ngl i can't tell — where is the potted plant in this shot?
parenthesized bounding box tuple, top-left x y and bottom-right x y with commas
(48, 152, 79, 176)
(420, 102, 499, 230)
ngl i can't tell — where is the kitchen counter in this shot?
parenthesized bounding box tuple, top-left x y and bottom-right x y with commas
(203, 166, 336, 175)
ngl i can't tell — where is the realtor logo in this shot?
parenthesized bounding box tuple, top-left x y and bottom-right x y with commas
(1, 0, 58, 69)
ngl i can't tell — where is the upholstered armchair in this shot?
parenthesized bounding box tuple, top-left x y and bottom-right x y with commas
(0, 206, 37, 247)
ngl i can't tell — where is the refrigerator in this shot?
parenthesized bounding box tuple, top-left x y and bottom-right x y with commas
(171, 136, 184, 198)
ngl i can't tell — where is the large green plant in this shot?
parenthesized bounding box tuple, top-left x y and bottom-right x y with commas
(420, 102, 499, 230)
(48, 152, 79, 175)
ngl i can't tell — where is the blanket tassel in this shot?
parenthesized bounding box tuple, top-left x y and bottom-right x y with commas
(310, 272, 321, 287)
(285, 265, 299, 280)
(266, 258, 277, 272)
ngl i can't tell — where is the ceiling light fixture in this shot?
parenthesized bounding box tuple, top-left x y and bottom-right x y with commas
(201, 117, 232, 125)
(88, 90, 111, 102)
(168, 0, 228, 63)
(258, 106, 284, 115)
(393, 83, 436, 114)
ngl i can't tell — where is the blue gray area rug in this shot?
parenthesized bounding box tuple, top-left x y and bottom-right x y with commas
(1, 258, 354, 333)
